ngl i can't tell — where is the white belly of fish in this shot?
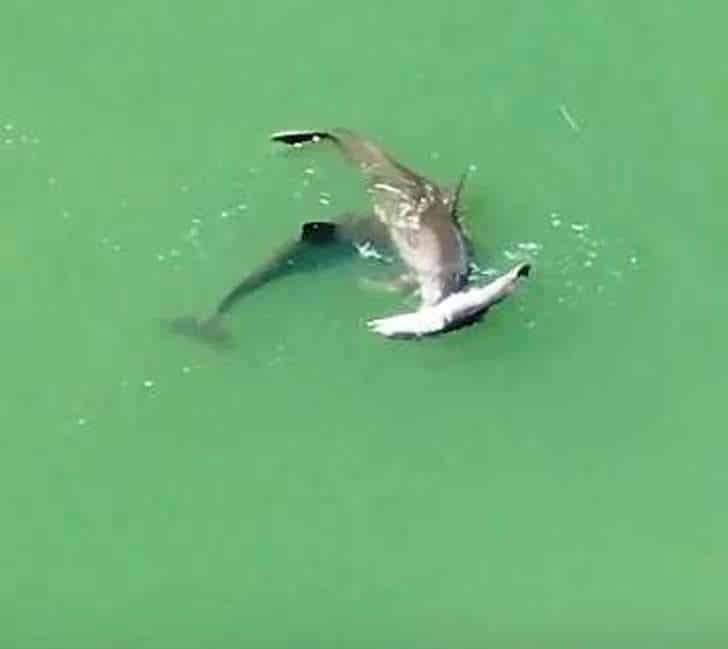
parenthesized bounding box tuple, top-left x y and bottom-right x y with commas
(367, 262, 530, 338)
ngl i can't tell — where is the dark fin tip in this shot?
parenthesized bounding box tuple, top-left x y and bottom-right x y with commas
(270, 130, 330, 146)
(301, 221, 338, 244)
(517, 263, 532, 278)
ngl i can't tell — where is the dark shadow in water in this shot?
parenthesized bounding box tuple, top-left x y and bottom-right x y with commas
(162, 314, 237, 350)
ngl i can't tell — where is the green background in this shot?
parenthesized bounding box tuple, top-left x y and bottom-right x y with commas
(1, 1, 725, 647)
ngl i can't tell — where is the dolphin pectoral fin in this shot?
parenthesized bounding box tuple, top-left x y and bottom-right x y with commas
(162, 314, 236, 349)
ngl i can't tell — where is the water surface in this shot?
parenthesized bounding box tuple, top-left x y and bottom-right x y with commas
(1, 1, 726, 647)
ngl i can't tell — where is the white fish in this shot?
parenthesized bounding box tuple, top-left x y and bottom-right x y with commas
(368, 262, 530, 338)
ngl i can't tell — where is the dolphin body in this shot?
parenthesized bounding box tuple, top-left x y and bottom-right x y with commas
(166, 128, 530, 344)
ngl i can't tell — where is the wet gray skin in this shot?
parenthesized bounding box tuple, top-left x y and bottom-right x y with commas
(165, 128, 475, 346)
(271, 129, 472, 305)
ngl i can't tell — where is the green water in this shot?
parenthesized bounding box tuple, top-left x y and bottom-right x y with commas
(2, 1, 726, 647)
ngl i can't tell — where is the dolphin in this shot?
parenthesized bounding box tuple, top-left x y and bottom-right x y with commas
(166, 128, 530, 344)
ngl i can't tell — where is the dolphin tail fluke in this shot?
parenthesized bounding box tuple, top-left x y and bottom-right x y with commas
(272, 128, 425, 188)
(162, 314, 236, 350)
(271, 130, 333, 146)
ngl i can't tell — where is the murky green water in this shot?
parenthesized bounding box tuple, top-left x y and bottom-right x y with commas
(2, 1, 726, 647)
